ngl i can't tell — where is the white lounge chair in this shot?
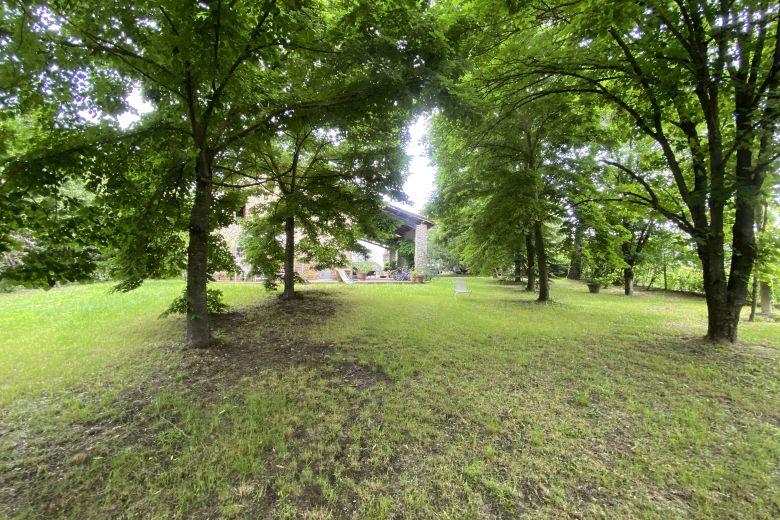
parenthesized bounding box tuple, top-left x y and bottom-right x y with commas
(336, 268, 355, 285)
(453, 278, 471, 297)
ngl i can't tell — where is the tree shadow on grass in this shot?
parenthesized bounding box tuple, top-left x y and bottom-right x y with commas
(0, 290, 391, 519)
(181, 290, 391, 398)
(498, 298, 563, 307)
(492, 282, 533, 291)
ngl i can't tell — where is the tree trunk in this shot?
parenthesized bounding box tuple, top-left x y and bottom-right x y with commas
(567, 224, 583, 280)
(703, 286, 738, 342)
(623, 267, 634, 296)
(525, 233, 536, 292)
(719, 187, 756, 340)
(534, 221, 549, 302)
(645, 274, 656, 291)
(514, 256, 523, 283)
(709, 83, 762, 341)
(186, 168, 213, 349)
(281, 215, 296, 299)
(749, 275, 759, 322)
(760, 282, 772, 316)
(699, 241, 741, 343)
(756, 204, 771, 318)
(663, 263, 668, 291)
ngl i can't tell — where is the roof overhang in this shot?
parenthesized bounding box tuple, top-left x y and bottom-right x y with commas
(383, 205, 435, 235)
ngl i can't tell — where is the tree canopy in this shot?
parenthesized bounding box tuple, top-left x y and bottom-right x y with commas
(1, 0, 778, 344)
(427, 0, 779, 341)
(1, 0, 448, 346)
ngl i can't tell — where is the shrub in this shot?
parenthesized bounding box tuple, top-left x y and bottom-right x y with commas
(351, 260, 375, 273)
(161, 287, 229, 318)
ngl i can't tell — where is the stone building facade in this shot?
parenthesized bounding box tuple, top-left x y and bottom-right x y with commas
(217, 200, 434, 281)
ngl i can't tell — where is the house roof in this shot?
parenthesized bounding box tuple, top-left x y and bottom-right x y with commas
(383, 204, 435, 231)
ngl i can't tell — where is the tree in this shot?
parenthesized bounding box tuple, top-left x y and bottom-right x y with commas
(486, 0, 780, 341)
(428, 112, 530, 279)
(429, 93, 582, 302)
(3, 0, 321, 347)
(426, 226, 466, 273)
(565, 215, 585, 281)
(238, 113, 407, 299)
(596, 154, 659, 295)
(576, 204, 627, 287)
(2, 0, 447, 347)
(749, 202, 780, 319)
(0, 113, 109, 288)
(631, 227, 693, 292)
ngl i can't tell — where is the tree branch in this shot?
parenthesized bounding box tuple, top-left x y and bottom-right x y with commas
(203, 1, 277, 124)
(603, 159, 694, 233)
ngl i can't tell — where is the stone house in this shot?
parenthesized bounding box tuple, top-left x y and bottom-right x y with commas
(217, 197, 434, 281)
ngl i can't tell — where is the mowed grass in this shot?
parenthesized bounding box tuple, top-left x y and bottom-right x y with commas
(1, 278, 778, 519)
(0, 280, 265, 406)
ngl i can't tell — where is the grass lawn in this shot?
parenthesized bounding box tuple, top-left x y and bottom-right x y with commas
(1, 278, 778, 518)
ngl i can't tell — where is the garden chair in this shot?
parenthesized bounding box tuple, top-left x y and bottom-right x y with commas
(453, 278, 471, 297)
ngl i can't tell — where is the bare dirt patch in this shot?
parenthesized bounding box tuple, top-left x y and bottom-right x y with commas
(177, 290, 383, 397)
(326, 361, 392, 391)
(0, 373, 170, 518)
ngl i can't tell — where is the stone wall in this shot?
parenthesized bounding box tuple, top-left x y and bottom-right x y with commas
(414, 223, 429, 275)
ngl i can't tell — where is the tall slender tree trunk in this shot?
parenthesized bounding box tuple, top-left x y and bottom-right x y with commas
(534, 221, 549, 302)
(755, 204, 771, 319)
(514, 256, 523, 283)
(760, 282, 773, 316)
(749, 275, 759, 322)
(623, 266, 635, 296)
(186, 160, 213, 349)
(525, 233, 536, 292)
(567, 224, 583, 280)
(282, 215, 296, 299)
(663, 263, 668, 290)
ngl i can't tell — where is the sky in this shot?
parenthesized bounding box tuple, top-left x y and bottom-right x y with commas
(399, 114, 437, 214)
(116, 89, 153, 128)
